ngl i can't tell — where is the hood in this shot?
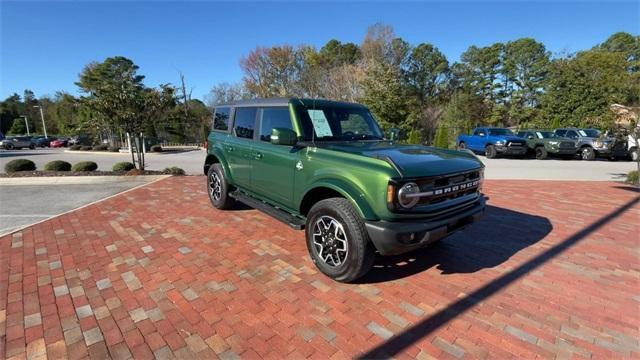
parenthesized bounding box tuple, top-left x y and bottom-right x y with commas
(317, 141, 483, 178)
(490, 135, 525, 142)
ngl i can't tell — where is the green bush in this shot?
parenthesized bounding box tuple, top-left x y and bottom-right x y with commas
(627, 170, 639, 185)
(44, 160, 72, 171)
(94, 144, 109, 151)
(112, 162, 135, 172)
(72, 161, 98, 172)
(407, 130, 421, 145)
(151, 145, 163, 152)
(163, 166, 185, 176)
(4, 159, 36, 173)
(80, 145, 93, 151)
(108, 146, 120, 152)
(69, 145, 82, 150)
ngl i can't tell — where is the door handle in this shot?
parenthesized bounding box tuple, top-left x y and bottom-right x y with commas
(253, 151, 263, 159)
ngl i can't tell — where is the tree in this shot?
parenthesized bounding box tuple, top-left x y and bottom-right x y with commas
(205, 82, 248, 108)
(0, 93, 22, 134)
(8, 118, 27, 134)
(361, 62, 409, 130)
(76, 56, 152, 169)
(240, 46, 301, 97)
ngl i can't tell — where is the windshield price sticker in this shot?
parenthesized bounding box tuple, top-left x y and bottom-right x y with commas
(307, 109, 333, 137)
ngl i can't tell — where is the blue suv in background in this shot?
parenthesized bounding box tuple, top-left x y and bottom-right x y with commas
(457, 127, 527, 158)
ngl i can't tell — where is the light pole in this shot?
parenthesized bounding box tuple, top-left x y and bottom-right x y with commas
(20, 115, 30, 136)
(33, 105, 48, 138)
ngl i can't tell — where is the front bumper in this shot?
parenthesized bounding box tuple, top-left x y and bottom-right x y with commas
(365, 196, 485, 256)
(495, 145, 527, 155)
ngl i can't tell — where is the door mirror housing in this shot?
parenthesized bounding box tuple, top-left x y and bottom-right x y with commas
(270, 128, 297, 146)
(388, 128, 400, 141)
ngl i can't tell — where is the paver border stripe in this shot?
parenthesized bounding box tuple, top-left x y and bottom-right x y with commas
(0, 175, 172, 237)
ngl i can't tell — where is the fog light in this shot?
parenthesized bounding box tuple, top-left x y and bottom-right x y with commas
(398, 232, 417, 244)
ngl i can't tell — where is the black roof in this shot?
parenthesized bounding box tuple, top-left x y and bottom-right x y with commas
(215, 97, 366, 108)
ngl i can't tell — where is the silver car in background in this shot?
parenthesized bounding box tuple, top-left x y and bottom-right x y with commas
(0, 136, 36, 150)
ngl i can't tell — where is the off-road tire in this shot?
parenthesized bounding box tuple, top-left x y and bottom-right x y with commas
(535, 146, 548, 160)
(457, 142, 466, 150)
(580, 146, 596, 161)
(207, 164, 235, 210)
(305, 198, 375, 283)
(485, 144, 497, 159)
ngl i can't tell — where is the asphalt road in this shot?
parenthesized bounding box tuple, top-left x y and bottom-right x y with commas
(0, 176, 163, 236)
(0, 147, 637, 181)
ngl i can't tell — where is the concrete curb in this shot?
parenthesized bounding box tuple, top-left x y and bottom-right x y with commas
(0, 175, 171, 186)
(63, 150, 133, 155)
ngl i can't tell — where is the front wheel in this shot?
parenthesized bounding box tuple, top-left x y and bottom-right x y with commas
(485, 145, 497, 159)
(535, 147, 548, 160)
(5, 143, 15, 150)
(580, 147, 596, 161)
(305, 198, 375, 283)
(206, 164, 235, 209)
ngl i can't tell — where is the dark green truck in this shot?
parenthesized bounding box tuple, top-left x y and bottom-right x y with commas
(515, 130, 577, 159)
(204, 98, 485, 282)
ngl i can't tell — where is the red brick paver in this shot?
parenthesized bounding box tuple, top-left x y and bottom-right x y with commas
(1, 177, 638, 359)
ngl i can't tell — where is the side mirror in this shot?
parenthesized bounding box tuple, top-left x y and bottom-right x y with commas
(270, 128, 297, 146)
(527, 135, 534, 140)
(388, 128, 400, 141)
(479, 132, 486, 137)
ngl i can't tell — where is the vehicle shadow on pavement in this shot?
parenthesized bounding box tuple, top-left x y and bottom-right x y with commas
(357, 205, 552, 284)
(612, 185, 640, 193)
(0, 151, 50, 159)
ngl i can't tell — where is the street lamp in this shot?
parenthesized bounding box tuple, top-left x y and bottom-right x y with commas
(19, 115, 30, 136)
(33, 105, 48, 138)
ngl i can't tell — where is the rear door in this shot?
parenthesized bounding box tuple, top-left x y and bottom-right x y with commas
(251, 106, 298, 207)
(224, 107, 258, 190)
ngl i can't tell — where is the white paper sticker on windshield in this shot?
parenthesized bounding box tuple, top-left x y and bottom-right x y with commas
(536, 132, 544, 139)
(578, 130, 588, 137)
(307, 109, 333, 138)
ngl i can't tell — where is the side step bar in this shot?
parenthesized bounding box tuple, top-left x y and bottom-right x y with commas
(229, 191, 305, 230)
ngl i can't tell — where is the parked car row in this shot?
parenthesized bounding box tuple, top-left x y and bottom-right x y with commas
(0, 135, 87, 150)
(457, 127, 637, 161)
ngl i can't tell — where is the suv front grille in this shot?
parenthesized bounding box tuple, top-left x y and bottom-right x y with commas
(560, 141, 575, 148)
(414, 170, 482, 207)
(507, 141, 525, 147)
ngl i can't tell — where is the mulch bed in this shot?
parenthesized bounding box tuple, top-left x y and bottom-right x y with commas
(0, 170, 165, 178)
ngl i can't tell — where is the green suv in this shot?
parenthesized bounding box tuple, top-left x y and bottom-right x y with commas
(204, 98, 485, 282)
(516, 129, 577, 159)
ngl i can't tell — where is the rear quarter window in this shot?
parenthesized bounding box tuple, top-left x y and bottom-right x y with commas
(213, 107, 231, 131)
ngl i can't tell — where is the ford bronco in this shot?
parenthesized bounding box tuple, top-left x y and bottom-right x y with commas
(204, 98, 485, 282)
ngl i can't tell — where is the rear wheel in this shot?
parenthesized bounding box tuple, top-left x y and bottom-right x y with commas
(535, 146, 548, 160)
(29, 144, 35, 150)
(305, 198, 374, 283)
(207, 164, 235, 209)
(485, 144, 497, 159)
(580, 146, 596, 161)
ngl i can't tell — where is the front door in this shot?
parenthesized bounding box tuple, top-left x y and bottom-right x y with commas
(224, 107, 258, 189)
(251, 107, 298, 208)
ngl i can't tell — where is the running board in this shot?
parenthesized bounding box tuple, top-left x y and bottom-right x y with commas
(229, 191, 305, 230)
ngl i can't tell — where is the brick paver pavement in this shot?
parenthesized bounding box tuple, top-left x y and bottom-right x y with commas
(1, 177, 638, 359)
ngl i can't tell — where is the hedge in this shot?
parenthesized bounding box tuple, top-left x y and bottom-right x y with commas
(4, 159, 36, 173)
(44, 160, 72, 171)
(163, 166, 185, 176)
(112, 162, 135, 172)
(71, 161, 98, 172)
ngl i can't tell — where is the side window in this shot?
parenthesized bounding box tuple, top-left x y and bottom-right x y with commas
(233, 107, 257, 139)
(516, 131, 525, 138)
(259, 107, 293, 142)
(555, 130, 566, 137)
(213, 107, 231, 131)
(340, 114, 370, 135)
(565, 130, 578, 139)
(474, 129, 486, 137)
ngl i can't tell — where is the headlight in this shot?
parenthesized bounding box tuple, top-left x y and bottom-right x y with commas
(495, 140, 505, 146)
(548, 141, 559, 146)
(397, 182, 420, 208)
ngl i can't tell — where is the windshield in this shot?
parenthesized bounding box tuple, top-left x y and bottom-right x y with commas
(579, 129, 600, 137)
(535, 131, 556, 139)
(488, 128, 514, 136)
(295, 104, 384, 141)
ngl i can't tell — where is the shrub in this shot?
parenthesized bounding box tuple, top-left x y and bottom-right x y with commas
(108, 146, 120, 152)
(112, 162, 135, 172)
(627, 170, 639, 185)
(4, 159, 36, 173)
(72, 161, 98, 172)
(80, 145, 93, 151)
(44, 160, 72, 171)
(69, 145, 82, 150)
(151, 145, 163, 152)
(163, 166, 185, 176)
(94, 144, 109, 151)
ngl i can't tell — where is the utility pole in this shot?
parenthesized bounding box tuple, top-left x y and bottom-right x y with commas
(33, 105, 48, 138)
(20, 115, 30, 136)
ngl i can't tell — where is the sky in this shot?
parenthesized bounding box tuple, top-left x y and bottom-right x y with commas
(1, 1, 638, 101)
